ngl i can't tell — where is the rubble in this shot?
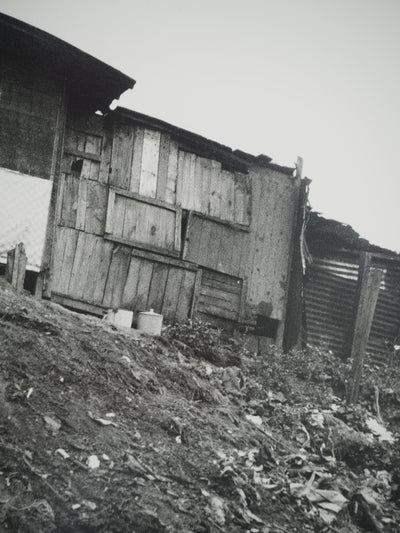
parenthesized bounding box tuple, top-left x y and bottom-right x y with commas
(0, 279, 399, 531)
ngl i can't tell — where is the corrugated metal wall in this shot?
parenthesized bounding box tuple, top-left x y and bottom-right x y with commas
(305, 252, 400, 364)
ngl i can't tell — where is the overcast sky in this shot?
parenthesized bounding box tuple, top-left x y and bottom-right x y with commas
(2, 0, 399, 251)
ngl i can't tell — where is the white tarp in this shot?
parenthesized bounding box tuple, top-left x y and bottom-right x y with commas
(0, 168, 52, 271)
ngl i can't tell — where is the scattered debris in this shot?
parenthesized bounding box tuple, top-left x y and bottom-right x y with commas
(87, 455, 100, 469)
(0, 281, 399, 531)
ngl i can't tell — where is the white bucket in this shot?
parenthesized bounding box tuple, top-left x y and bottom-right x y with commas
(105, 309, 133, 328)
(137, 309, 163, 336)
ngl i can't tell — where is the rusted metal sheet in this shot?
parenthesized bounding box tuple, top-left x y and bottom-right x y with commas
(305, 252, 400, 364)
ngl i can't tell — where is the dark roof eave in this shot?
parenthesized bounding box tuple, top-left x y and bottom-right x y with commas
(0, 12, 135, 107)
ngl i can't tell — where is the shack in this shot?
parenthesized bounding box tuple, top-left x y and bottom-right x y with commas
(304, 213, 400, 364)
(0, 13, 307, 347)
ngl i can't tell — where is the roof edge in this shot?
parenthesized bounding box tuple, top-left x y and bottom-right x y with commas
(115, 107, 295, 175)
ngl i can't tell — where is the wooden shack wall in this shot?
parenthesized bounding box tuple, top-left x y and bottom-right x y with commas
(243, 167, 301, 326)
(51, 109, 300, 334)
(0, 55, 64, 180)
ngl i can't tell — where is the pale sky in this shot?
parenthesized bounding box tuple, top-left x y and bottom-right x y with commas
(2, 0, 399, 251)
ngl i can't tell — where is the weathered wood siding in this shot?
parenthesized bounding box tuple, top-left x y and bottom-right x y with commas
(0, 57, 63, 179)
(51, 226, 197, 321)
(183, 213, 248, 278)
(197, 269, 243, 323)
(244, 168, 300, 323)
(52, 110, 300, 336)
(105, 190, 181, 255)
(177, 151, 251, 224)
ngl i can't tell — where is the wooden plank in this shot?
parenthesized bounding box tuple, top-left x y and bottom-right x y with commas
(110, 186, 177, 212)
(176, 149, 185, 206)
(225, 170, 235, 222)
(67, 231, 89, 298)
(209, 159, 222, 217)
(105, 233, 181, 258)
(6, 243, 27, 292)
(347, 267, 384, 404)
(50, 227, 67, 292)
(121, 256, 142, 309)
(197, 300, 238, 321)
(79, 159, 97, 182)
(176, 269, 196, 321)
(200, 157, 212, 215)
(219, 170, 231, 221)
(234, 172, 251, 226)
(195, 217, 212, 266)
(73, 233, 97, 300)
(99, 127, 112, 184)
(174, 207, 182, 252)
(130, 127, 144, 193)
(178, 151, 192, 209)
(115, 195, 177, 251)
(55, 174, 65, 225)
(134, 260, 154, 311)
(157, 132, 170, 201)
(239, 278, 248, 322)
(92, 240, 114, 304)
(85, 133, 102, 155)
(208, 221, 223, 270)
(199, 285, 240, 306)
(127, 247, 198, 271)
(110, 123, 134, 189)
(202, 277, 242, 296)
(112, 194, 127, 238)
(193, 154, 203, 213)
(121, 194, 139, 242)
(105, 189, 116, 234)
(64, 148, 101, 163)
(58, 228, 79, 295)
(139, 129, 161, 198)
(60, 175, 79, 228)
(75, 178, 88, 230)
(166, 140, 178, 204)
(216, 224, 235, 274)
(102, 245, 131, 308)
(84, 236, 106, 303)
(190, 268, 203, 317)
(85, 181, 108, 235)
(147, 262, 169, 313)
(198, 295, 240, 316)
(52, 294, 105, 316)
(189, 154, 201, 211)
(162, 267, 185, 320)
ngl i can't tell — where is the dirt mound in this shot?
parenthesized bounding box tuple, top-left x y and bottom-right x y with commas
(0, 279, 399, 532)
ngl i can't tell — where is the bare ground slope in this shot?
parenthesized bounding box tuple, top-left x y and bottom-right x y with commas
(0, 279, 399, 532)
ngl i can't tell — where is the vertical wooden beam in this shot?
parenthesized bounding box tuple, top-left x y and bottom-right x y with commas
(238, 278, 248, 323)
(347, 266, 383, 404)
(282, 177, 310, 352)
(295, 156, 303, 179)
(105, 189, 116, 234)
(6, 243, 27, 293)
(42, 76, 68, 298)
(190, 268, 202, 318)
(343, 252, 371, 357)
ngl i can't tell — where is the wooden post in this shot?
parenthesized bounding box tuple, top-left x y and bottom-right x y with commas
(5, 243, 27, 293)
(282, 176, 310, 352)
(347, 265, 383, 404)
